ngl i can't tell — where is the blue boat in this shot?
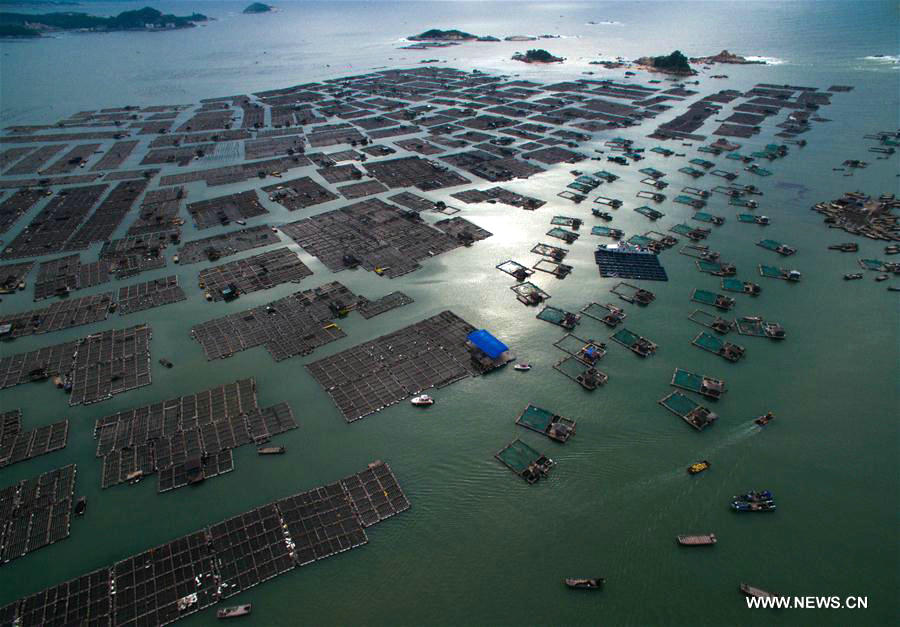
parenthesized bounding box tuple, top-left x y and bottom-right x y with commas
(734, 490, 773, 502)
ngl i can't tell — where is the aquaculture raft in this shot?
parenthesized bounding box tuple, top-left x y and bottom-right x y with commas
(591, 225, 623, 239)
(537, 306, 580, 329)
(758, 265, 801, 281)
(679, 167, 705, 179)
(688, 309, 734, 334)
(532, 242, 569, 260)
(511, 282, 550, 306)
(515, 404, 577, 442)
(736, 318, 786, 339)
(495, 439, 554, 483)
(611, 282, 655, 305)
(671, 368, 725, 399)
(610, 328, 657, 357)
(533, 258, 573, 278)
(674, 193, 706, 208)
(721, 278, 760, 295)
(691, 289, 735, 311)
(670, 223, 709, 241)
(696, 259, 736, 276)
(691, 331, 745, 362)
(757, 239, 797, 256)
(596, 245, 668, 281)
(553, 356, 608, 390)
(634, 205, 665, 220)
(658, 391, 719, 431)
(547, 227, 579, 243)
(693, 212, 725, 225)
(496, 260, 534, 280)
(580, 302, 626, 327)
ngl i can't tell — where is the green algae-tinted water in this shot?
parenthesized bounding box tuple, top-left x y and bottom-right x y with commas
(0, 2, 898, 625)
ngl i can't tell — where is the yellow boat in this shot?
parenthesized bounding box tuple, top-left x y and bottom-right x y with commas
(688, 460, 710, 475)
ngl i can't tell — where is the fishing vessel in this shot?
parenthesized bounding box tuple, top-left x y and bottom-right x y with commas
(257, 446, 285, 455)
(735, 490, 773, 502)
(687, 460, 710, 475)
(677, 534, 716, 546)
(514, 363, 532, 371)
(732, 500, 776, 512)
(740, 583, 775, 598)
(755, 412, 775, 426)
(564, 578, 605, 590)
(410, 394, 434, 406)
(217, 604, 252, 619)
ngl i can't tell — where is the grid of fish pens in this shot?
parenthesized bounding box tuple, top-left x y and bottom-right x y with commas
(356, 291, 414, 319)
(198, 247, 313, 301)
(1, 464, 76, 565)
(0, 410, 69, 468)
(208, 504, 295, 597)
(1, 461, 409, 627)
(96, 380, 296, 491)
(0, 292, 113, 338)
(68, 324, 153, 406)
(190, 282, 354, 361)
(307, 311, 477, 422)
(116, 276, 186, 315)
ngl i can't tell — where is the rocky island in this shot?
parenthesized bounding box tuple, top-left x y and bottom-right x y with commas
(690, 50, 766, 65)
(243, 3, 274, 14)
(403, 28, 499, 49)
(633, 50, 696, 75)
(409, 29, 478, 41)
(0, 6, 208, 36)
(512, 49, 564, 64)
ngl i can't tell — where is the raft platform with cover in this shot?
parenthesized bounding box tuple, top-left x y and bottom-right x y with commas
(658, 391, 719, 431)
(515, 404, 577, 442)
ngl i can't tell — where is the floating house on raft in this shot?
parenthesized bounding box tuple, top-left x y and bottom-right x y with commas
(466, 329, 515, 373)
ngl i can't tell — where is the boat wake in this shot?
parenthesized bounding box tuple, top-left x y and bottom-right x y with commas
(743, 56, 786, 65)
(862, 54, 900, 64)
(586, 21, 624, 26)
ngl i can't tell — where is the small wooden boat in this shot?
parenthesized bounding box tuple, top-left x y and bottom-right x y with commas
(565, 578, 605, 590)
(844, 273, 863, 280)
(257, 446, 285, 455)
(513, 363, 532, 371)
(740, 583, 775, 598)
(74, 497, 87, 516)
(205, 292, 213, 301)
(754, 412, 775, 426)
(159, 358, 173, 368)
(410, 394, 434, 406)
(217, 604, 252, 619)
(173, 255, 180, 264)
(732, 500, 776, 512)
(875, 274, 889, 282)
(687, 460, 710, 475)
(677, 533, 716, 546)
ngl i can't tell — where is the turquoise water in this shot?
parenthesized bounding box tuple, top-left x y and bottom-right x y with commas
(0, 1, 898, 625)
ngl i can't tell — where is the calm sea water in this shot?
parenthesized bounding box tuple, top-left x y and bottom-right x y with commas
(0, 2, 898, 625)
